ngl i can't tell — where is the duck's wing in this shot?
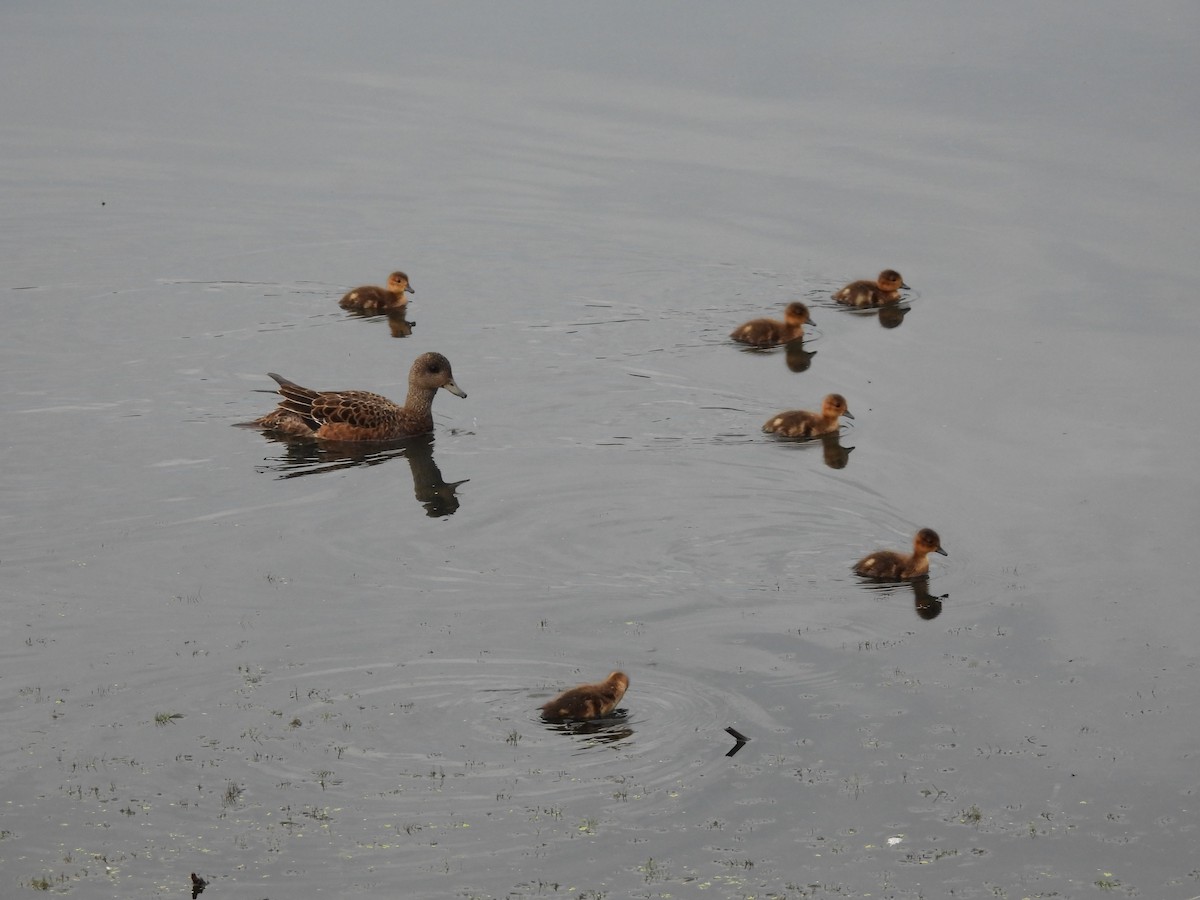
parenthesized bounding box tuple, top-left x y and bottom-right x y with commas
(309, 390, 399, 428)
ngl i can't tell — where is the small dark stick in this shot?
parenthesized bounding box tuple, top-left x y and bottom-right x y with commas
(725, 726, 749, 757)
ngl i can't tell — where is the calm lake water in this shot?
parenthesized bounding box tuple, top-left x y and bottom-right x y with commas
(4, 3, 1200, 897)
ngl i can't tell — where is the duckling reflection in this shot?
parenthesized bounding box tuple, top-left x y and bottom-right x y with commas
(910, 577, 947, 620)
(542, 718, 634, 743)
(877, 303, 911, 329)
(250, 433, 469, 516)
(342, 306, 416, 338)
(784, 337, 818, 372)
(819, 431, 855, 469)
(856, 576, 947, 621)
(730, 302, 814, 348)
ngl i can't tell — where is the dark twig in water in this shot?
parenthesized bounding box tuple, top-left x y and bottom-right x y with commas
(725, 726, 749, 757)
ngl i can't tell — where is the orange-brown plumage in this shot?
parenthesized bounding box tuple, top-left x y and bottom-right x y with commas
(730, 301, 814, 347)
(251, 351, 466, 441)
(854, 528, 947, 580)
(339, 271, 414, 311)
(540, 671, 629, 722)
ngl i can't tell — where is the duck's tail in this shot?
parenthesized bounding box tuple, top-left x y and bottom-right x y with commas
(267, 373, 320, 417)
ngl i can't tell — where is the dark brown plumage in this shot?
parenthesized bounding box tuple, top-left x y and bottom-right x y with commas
(540, 671, 629, 722)
(762, 393, 853, 438)
(339, 271, 414, 311)
(854, 528, 947, 580)
(730, 301, 814, 347)
(250, 351, 466, 441)
(833, 269, 909, 307)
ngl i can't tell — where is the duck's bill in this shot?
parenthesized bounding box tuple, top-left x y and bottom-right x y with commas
(935, 547, 948, 556)
(842, 410, 855, 420)
(406, 285, 415, 293)
(444, 381, 467, 399)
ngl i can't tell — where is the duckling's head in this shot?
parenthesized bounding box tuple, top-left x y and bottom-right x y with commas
(822, 393, 853, 420)
(388, 271, 415, 294)
(783, 302, 814, 327)
(915, 528, 947, 556)
(411, 351, 467, 398)
(878, 270, 909, 292)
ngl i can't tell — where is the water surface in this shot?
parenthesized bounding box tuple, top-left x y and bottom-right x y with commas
(3, 3, 1200, 897)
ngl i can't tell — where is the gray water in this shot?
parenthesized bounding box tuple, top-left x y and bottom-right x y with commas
(4, 3, 1200, 898)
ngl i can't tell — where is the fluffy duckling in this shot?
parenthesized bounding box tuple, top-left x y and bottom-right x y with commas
(730, 301, 814, 348)
(854, 528, 947, 580)
(541, 671, 629, 722)
(251, 351, 466, 441)
(762, 393, 852, 438)
(339, 271, 414, 311)
(833, 270, 909, 307)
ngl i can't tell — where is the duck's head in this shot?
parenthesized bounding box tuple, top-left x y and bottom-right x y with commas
(822, 393, 853, 420)
(388, 271, 415, 295)
(915, 528, 947, 556)
(411, 351, 467, 398)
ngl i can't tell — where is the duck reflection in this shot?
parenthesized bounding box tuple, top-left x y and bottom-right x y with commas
(910, 577, 946, 620)
(736, 337, 819, 372)
(877, 304, 911, 329)
(819, 431, 855, 469)
(840, 304, 911, 328)
(784, 337, 818, 372)
(342, 307, 416, 338)
(255, 433, 468, 516)
(540, 711, 633, 743)
(856, 577, 947, 620)
(761, 427, 854, 470)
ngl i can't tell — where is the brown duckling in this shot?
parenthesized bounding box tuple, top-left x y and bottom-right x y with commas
(854, 528, 947, 580)
(730, 301, 814, 348)
(541, 671, 629, 722)
(339, 271, 414, 311)
(762, 393, 853, 438)
(251, 351, 466, 441)
(833, 270, 909, 307)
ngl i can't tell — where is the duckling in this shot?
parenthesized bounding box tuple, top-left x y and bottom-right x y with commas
(339, 271, 414, 311)
(762, 393, 853, 438)
(854, 528, 947, 580)
(250, 351, 466, 441)
(833, 270, 909, 307)
(730, 302, 814, 348)
(541, 671, 629, 722)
